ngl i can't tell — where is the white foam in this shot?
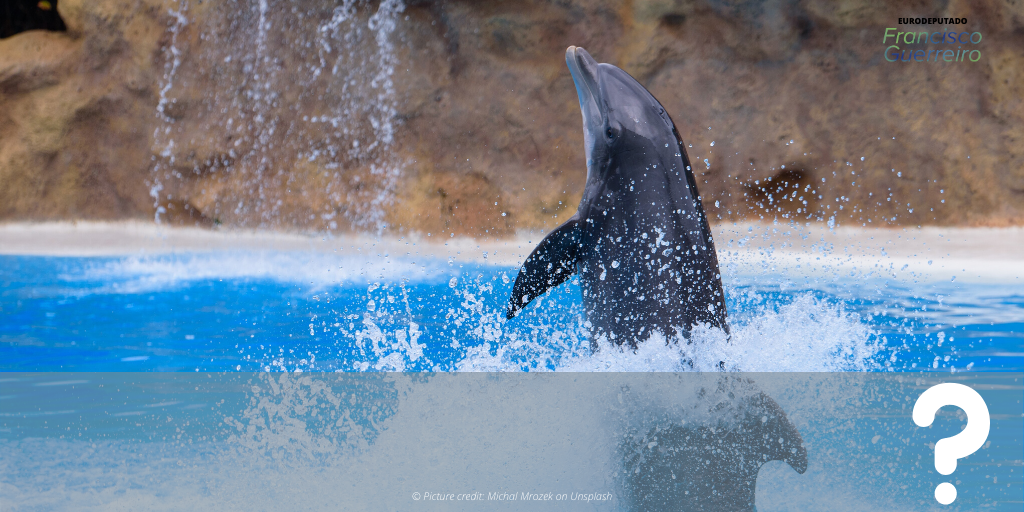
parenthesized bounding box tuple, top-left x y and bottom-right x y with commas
(70, 251, 452, 294)
(451, 292, 883, 373)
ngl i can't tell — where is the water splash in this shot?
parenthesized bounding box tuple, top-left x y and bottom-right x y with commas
(70, 251, 450, 296)
(307, 265, 886, 373)
(150, 0, 407, 231)
(454, 292, 883, 373)
(16, 250, 1012, 374)
(223, 372, 394, 463)
(150, 3, 190, 223)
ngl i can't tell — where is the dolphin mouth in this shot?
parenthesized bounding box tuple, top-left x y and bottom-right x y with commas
(566, 46, 603, 131)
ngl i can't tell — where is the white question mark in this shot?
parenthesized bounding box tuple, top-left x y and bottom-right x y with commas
(912, 383, 990, 505)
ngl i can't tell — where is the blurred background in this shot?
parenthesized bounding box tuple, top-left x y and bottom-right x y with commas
(1, 0, 1022, 237)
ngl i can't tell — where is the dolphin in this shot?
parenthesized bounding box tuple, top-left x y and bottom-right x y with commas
(620, 387, 808, 511)
(506, 46, 728, 348)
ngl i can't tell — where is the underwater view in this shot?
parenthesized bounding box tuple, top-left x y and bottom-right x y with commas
(2, 0, 1022, 510)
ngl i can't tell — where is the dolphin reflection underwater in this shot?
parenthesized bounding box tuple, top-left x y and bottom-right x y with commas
(506, 46, 728, 350)
(619, 382, 808, 512)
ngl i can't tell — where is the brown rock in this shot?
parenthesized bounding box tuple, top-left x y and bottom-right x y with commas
(0, 0, 1021, 234)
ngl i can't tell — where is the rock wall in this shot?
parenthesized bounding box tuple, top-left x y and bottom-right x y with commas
(1, 0, 1022, 236)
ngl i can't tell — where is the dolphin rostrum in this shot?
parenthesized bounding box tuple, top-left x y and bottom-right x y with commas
(506, 46, 728, 348)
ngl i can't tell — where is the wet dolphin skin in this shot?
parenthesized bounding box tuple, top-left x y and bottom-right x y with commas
(507, 46, 728, 349)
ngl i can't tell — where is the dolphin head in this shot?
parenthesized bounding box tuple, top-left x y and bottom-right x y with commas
(566, 46, 680, 188)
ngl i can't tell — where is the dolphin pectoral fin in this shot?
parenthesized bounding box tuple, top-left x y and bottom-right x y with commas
(505, 213, 582, 319)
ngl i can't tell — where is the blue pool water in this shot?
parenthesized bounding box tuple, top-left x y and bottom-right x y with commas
(2, 250, 1022, 510)
(1, 252, 1021, 373)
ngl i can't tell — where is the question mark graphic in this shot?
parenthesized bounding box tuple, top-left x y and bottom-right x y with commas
(912, 383, 990, 505)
